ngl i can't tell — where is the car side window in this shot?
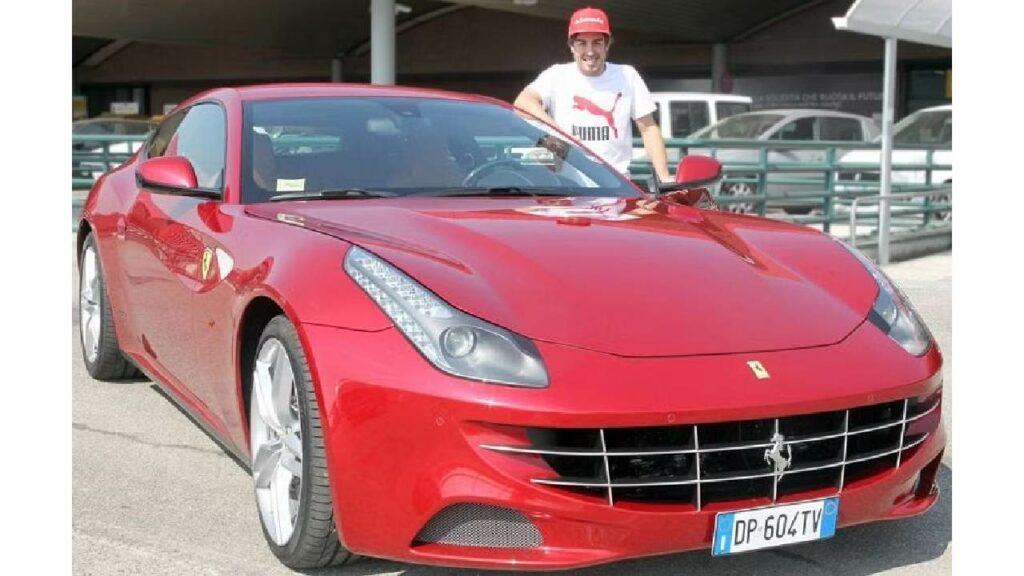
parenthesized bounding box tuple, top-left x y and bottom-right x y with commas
(632, 102, 661, 139)
(146, 103, 226, 191)
(669, 102, 709, 138)
(772, 117, 816, 141)
(819, 117, 863, 141)
(146, 112, 186, 158)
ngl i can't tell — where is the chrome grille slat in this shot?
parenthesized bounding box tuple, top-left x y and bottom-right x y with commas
(693, 424, 702, 510)
(771, 419, 780, 503)
(599, 429, 613, 506)
(483, 395, 938, 507)
(896, 399, 909, 468)
(839, 410, 850, 491)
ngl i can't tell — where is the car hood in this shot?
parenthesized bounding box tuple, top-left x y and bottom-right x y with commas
(247, 197, 877, 357)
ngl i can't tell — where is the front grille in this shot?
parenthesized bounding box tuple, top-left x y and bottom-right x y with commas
(413, 504, 542, 549)
(481, 393, 940, 508)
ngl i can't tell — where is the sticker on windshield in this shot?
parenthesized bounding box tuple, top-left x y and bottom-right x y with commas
(276, 178, 306, 192)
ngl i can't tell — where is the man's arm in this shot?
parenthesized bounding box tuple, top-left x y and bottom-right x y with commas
(635, 113, 671, 182)
(514, 87, 558, 127)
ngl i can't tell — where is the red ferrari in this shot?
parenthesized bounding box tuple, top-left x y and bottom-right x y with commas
(77, 84, 944, 570)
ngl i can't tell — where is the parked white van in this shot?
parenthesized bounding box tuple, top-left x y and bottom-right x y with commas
(632, 92, 753, 161)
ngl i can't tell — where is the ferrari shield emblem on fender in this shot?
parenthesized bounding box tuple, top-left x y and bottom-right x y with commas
(201, 248, 214, 280)
(747, 360, 770, 380)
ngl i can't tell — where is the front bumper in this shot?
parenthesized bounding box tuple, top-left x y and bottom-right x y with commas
(299, 320, 944, 570)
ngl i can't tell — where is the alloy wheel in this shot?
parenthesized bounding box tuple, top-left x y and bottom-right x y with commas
(722, 183, 755, 214)
(79, 245, 101, 364)
(250, 338, 304, 546)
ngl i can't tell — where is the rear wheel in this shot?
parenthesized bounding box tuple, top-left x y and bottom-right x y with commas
(78, 233, 140, 380)
(720, 182, 756, 214)
(249, 316, 351, 568)
(932, 190, 952, 222)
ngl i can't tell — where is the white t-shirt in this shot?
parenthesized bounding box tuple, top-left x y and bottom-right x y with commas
(527, 62, 656, 175)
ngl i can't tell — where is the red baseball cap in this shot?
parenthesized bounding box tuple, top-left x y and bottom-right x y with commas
(568, 7, 611, 37)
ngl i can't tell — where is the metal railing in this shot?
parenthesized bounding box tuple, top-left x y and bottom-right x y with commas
(71, 134, 952, 242)
(847, 186, 953, 248)
(629, 137, 952, 235)
(72, 134, 148, 190)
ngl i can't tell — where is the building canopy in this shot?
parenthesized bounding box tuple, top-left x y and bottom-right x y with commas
(832, 0, 951, 48)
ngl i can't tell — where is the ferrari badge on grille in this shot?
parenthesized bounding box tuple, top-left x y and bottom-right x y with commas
(764, 432, 792, 478)
(747, 360, 770, 380)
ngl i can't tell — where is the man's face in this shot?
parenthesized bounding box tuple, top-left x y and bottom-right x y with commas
(570, 32, 610, 77)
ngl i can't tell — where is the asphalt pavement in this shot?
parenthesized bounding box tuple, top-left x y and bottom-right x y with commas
(71, 243, 952, 576)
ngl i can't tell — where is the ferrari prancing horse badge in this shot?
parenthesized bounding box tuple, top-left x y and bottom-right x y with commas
(747, 360, 770, 380)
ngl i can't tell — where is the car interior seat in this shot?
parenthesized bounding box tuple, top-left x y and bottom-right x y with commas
(251, 131, 277, 198)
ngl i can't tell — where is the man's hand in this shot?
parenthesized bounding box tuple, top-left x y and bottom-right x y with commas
(635, 113, 671, 182)
(514, 88, 558, 127)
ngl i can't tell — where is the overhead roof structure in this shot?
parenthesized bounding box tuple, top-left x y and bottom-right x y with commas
(73, 0, 835, 61)
(832, 0, 952, 48)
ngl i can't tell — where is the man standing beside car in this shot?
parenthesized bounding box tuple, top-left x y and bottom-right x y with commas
(514, 6, 671, 183)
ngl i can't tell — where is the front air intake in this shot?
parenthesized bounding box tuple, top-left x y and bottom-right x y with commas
(413, 504, 542, 549)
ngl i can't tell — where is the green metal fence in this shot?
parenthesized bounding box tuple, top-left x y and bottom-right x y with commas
(629, 138, 952, 234)
(72, 134, 148, 190)
(72, 134, 952, 238)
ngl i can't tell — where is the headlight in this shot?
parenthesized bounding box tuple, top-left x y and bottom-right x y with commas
(344, 246, 549, 388)
(840, 243, 932, 356)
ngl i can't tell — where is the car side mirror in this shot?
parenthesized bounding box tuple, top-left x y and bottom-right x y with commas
(654, 156, 723, 209)
(674, 155, 722, 188)
(136, 156, 219, 199)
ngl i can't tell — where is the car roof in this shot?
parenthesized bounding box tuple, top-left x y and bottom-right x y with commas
(911, 104, 952, 113)
(182, 83, 508, 108)
(73, 117, 156, 125)
(734, 109, 871, 120)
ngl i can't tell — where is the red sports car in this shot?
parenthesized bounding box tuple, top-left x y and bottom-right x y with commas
(76, 84, 944, 570)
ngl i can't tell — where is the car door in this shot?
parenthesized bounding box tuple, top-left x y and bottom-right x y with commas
(766, 116, 821, 204)
(122, 102, 228, 420)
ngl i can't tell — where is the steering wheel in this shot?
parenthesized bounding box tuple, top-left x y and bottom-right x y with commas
(461, 158, 529, 186)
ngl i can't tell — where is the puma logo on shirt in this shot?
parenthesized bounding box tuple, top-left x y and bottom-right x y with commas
(571, 92, 622, 141)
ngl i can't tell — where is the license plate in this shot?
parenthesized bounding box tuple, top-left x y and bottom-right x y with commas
(712, 496, 839, 556)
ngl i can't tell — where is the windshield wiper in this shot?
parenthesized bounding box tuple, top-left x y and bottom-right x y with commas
(269, 188, 399, 202)
(411, 187, 568, 198)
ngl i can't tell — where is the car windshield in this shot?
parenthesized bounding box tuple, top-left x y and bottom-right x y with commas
(691, 113, 784, 139)
(892, 109, 951, 146)
(241, 97, 635, 203)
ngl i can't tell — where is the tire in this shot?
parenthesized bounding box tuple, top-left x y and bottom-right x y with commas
(78, 233, 141, 380)
(784, 206, 813, 216)
(249, 316, 351, 569)
(933, 190, 951, 222)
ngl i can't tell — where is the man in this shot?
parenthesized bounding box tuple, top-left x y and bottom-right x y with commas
(514, 6, 671, 182)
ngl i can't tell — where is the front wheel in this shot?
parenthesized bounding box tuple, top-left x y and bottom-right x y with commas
(249, 316, 351, 568)
(78, 232, 140, 380)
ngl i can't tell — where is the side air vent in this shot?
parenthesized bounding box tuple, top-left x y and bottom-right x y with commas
(413, 504, 542, 549)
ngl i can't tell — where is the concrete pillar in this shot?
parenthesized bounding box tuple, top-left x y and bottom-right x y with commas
(331, 57, 344, 82)
(878, 38, 897, 265)
(132, 87, 147, 114)
(371, 0, 396, 85)
(711, 43, 728, 92)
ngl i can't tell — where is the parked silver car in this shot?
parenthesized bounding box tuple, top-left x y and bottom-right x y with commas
(835, 105, 951, 221)
(72, 118, 156, 180)
(688, 109, 879, 214)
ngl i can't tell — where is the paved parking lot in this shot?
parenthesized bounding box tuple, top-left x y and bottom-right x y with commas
(72, 243, 951, 576)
